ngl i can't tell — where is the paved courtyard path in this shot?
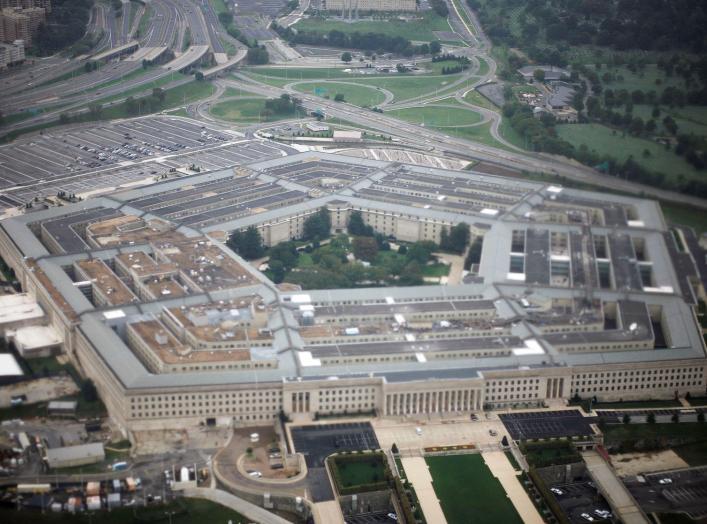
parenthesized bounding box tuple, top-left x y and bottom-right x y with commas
(482, 451, 544, 524)
(401, 456, 448, 524)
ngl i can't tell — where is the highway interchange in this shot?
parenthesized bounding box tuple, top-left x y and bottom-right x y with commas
(0, 0, 705, 210)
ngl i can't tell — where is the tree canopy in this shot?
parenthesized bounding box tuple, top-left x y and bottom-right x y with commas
(302, 208, 332, 241)
(227, 226, 265, 260)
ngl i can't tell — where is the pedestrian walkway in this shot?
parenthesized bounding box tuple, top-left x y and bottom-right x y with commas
(401, 456, 447, 524)
(581, 450, 649, 524)
(482, 451, 544, 524)
(311, 500, 345, 524)
(182, 487, 293, 524)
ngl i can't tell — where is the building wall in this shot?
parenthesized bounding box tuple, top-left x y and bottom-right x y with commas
(320, 0, 417, 12)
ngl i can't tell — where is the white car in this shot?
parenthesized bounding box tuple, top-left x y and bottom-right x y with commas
(594, 509, 611, 519)
(387, 513, 398, 521)
(415, 427, 422, 435)
(658, 478, 673, 485)
(550, 487, 564, 496)
(580, 513, 594, 522)
(248, 470, 262, 478)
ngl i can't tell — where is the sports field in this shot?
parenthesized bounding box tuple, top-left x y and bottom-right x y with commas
(426, 454, 523, 524)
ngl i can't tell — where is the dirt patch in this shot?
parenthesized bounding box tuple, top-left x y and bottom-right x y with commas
(0, 376, 78, 407)
(612, 450, 689, 476)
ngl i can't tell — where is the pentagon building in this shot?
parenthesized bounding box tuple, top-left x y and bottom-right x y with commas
(0, 151, 705, 434)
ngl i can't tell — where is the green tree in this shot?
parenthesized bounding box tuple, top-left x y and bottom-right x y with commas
(228, 226, 265, 260)
(533, 69, 546, 82)
(341, 51, 352, 63)
(302, 208, 331, 241)
(352, 236, 379, 262)
(334, 93, 345, 102)
(440, 223, 470, 254)
(347, 211, 374, 236)
(406, 241, 436, 264)
(268, 259, 286, 283)
(622, 414, 631, 424)
(429, 40, 441, 54)
(399, 261, 423, 285)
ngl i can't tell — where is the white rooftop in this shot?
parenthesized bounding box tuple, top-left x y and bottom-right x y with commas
(0, 293, 44, 326)
(0, 353, 23, 376)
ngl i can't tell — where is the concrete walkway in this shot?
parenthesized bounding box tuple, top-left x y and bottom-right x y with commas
(482, 451, 544, 524)
(401, 456, 447, 524)
(581, 451, 649, 524)
(311, 500, 345, 524)
(182, 487, 293, 524)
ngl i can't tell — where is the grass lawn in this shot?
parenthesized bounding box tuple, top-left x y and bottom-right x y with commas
(602, 423, 707, 465)
(464, 89, 500, 111)
(386, 104, 482, 127)
(339, 74, 461, 101)
(135, 3, 152, 39)
(587, 64, 687, 93)
(422, 262, 451, 278)
(294, 81, 386, 107)
(660, 202, 707, 235)
(556, 123, 702, 182)
(293, 12, 456, 42)
(210, 98, 303, 123)
(427, 454, 523, 524)
(0, 497, 250, 524)
(101, 81, 215, 120)
(333, 457, 386, 488)
(592, 399, 683, 409)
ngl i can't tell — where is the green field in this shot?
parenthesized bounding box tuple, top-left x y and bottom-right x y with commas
(556, 123, 702, 181)
(210, 98, 302, 123)
(602, 423, 707, 466)
(587, 64, 687, 93)
(0, 498, 249, 524)
(334, 457, 386, 488)
(346, 75, 461, 101)
(427, 454, 523, 524)
(294, 12, 456, 42)
(294, 81, 386, 107)
(386, 104, 483, 127)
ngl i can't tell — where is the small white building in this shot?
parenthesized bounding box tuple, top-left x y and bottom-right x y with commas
(45, 443, 105, 469)
(333, 130, 362, 142)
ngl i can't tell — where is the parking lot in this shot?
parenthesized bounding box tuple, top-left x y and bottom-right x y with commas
(0, 116, 295, 212)
(290, 422, 379, 503)
(550, 480, 613, 524)
(624, 466, 707, 520)
(500, 410, 597, 441)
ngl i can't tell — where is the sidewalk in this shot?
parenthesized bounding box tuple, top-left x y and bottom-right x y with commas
(182, 487, 293, 524)
(400, 456, 447, 524)
(482, 451, 544, 524)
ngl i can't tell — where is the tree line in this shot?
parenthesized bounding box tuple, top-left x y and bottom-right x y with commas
(272, 24, 441, 57)
(33, 0, 94, 56)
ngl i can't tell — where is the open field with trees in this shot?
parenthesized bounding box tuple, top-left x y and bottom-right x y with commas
(210, 95, 304, 123)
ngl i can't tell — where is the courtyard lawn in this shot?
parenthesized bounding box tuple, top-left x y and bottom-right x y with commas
(293, 11, 456, 42)
(556, 123, 702, 182)
(209, 98, 303, 123)
(334, 457, 386, 488)
(386, 104, 483, 127)
(294, 81, 387, 107)
(427, 454, 523, 524)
